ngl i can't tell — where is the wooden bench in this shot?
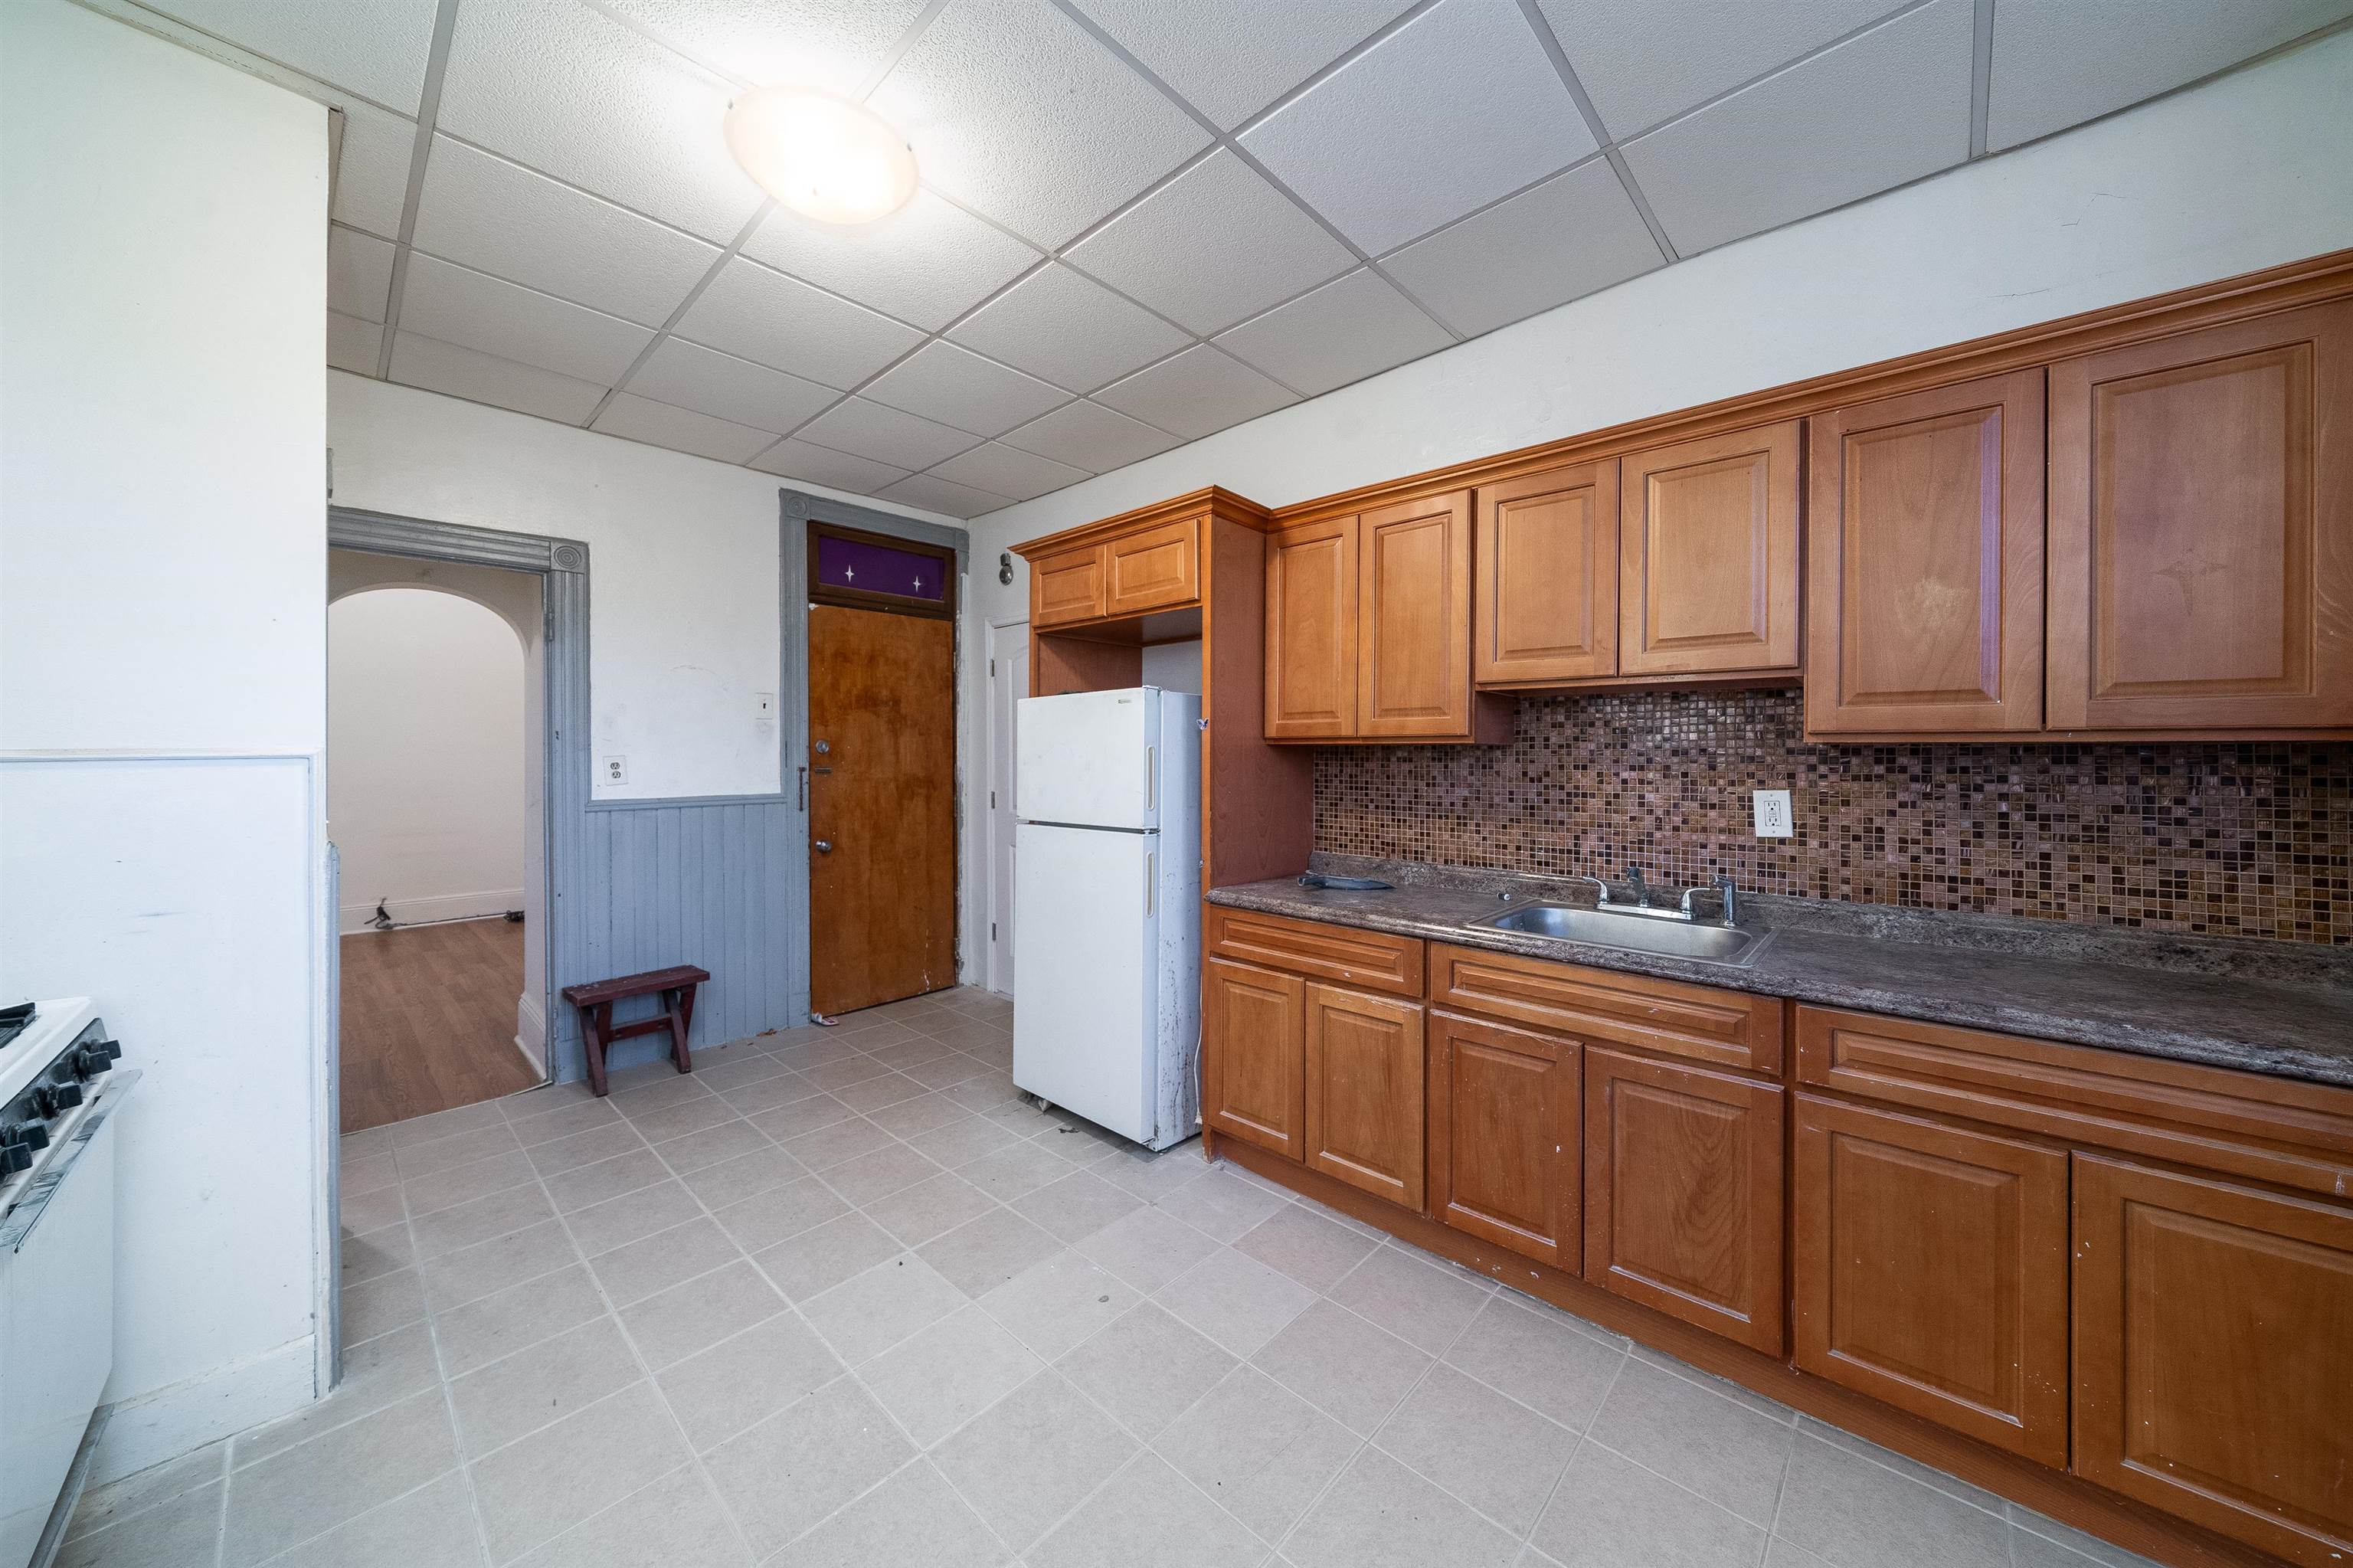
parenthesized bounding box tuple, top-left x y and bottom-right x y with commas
(560, 964, 710, 1096)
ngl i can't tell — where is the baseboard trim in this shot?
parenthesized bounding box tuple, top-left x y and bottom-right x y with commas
(514, 990, 548, 1078)
(89, 1334, 316, 1485)
(338, 890, 523, 934)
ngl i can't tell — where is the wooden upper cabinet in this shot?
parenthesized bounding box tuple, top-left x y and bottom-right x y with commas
(1104, 516, 1200, 618)
(1032, 544, 1108, 629)
(1475, 462, 1618, 685)
(1265, 516, 1358, 738)
(1618, 422, 1801, 676)
(2072, 1154, 2353, 1567)
(1428, 1010, 1580, 1271)
(1806, 371, 2047, 736)
(1359, 491, 1475, 736)
(2048, 300, 2353, 732)
(1793, 1095, 2070, 1468)
(1203, 957, 1306, 1162)
(1303, 983, 1425, 1210)
(1585, 1047, 1785, 1354)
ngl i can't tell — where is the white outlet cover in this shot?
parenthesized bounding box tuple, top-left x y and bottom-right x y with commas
(1754, 788, 1794, 838)
(603, 755, 627, 784)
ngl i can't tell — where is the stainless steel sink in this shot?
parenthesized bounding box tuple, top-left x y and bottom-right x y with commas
(1471, 902, 1771, 966)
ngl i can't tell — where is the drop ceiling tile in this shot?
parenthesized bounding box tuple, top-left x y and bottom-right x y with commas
(947, 264, 1189, 394)
(862, 342, 1069, 438)
(1618, 0, 1973, 256)
(1000, 400, 1180, 471)
(928, 443, 1090, 503)
(411, 138, 720, 328)
(329, 225, 396, 322)
(144, 0, 440, 113)
(1093, 345, 1296, 440)
(742, 190, 1039, 332)
(794, 398, 983, 471)
(1069, 0, 1417, 129)
(398, 254, 656, 385)
(1538, 0, 1901, 140)
(1381, 159, 1664, 337)
(877, 473, 1014, 519)
(332, 100, 416, 238)
(592, 391, 774, 463)
(388, 332, 610, 424)
(673, 259, 922, 391)
(1064, 151, 1355, 336)
(624, 338, 837, 434)
(1986, 0, 2353, 149)
(866, 0, 1212, 249)
(328, 313, 384, 376)
(1240, 0, 1595, 255)
(750, 439, 913, 496)
(1216, 269, 1452, 397)
(597, 0, 931, 95)
(437, 0, 761, 244)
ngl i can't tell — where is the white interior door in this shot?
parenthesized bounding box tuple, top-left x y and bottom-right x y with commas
(988, 620, 1026, 995)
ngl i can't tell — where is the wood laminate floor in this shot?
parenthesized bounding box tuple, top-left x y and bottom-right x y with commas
(339, 915, 539, 1133)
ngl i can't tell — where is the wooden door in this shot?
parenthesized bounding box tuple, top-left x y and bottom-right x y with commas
(2073, 1154, 2353, 1567)
(1807, 371, 2047, 735)
(1619, 422, 1802, 676)
(1033, 544, 1107, 628)
(1427, 1010, 1579, 1269)
(1304, 983, 1425, 1209)
(1105, 516, 1200, 617)
(809, 605, 956, 1014)
(1358, 491, 1474, 736)
(2048, 301, 2353, 731)
(1584, 1047, 1784, 1353)
(1265, 516, 1357, 738)
(1203, 957, 1305, 1160)
(1792, 1095, 2069, 1466)
(1474, 462, 1618, 685)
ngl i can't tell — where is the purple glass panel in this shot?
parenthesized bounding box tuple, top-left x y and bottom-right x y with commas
(817, 534, 947, 601)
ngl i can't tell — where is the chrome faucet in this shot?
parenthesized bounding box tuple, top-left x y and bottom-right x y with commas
(1625, 865, 1651, 908)
(1568, 874, 1612, 907)
(1676, 872, 1742, 927)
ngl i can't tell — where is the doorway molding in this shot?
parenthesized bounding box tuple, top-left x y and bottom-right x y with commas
(984, 615, 1027, 997)
(778, 492, 967, 1022)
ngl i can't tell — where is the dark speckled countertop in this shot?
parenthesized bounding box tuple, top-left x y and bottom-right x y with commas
(1207, 854, 2353, 1089)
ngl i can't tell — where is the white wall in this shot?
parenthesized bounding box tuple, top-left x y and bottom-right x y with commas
(0, 0, 329, 1481)
(329, 588, 528, 932)
(954, 28, 2353, 971)
(328, 373, 951, 802)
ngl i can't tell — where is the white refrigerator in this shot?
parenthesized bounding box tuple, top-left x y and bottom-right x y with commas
(1012, 687, 1202, 1151)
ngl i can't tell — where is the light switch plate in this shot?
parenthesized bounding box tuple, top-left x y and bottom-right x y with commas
(1754, 789, 1793, 838)
(602, 755, 627, 785)
(754, 692, 774, 719)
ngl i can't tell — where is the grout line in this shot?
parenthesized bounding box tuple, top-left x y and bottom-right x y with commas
(371, 0, 462, 380)
(1511, 0, 1679, 266)
(581, 199, 778, 430)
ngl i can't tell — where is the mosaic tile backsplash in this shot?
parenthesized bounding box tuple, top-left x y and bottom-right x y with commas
(1312, 689, 2353, 945)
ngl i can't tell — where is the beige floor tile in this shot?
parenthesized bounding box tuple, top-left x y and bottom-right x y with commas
(450, 1318, 640, 1458)
(710, 1176, 852, 1256)
(525, 1121, 648, 1180)
(1287, 1446, 1518, 1568)
(1151, 1168, 1288, 1243)
(799, 1055, 898, 1093)
(820, 1141, 945, 1206)
(421, 1219, 579, 1313)
(411, 1182, 557, 1262)
(1443, 1295, 1625, 1432)
(1055, 1302, 1235, 1440)
(1076, 1204, 1221, 1294)
(341, 1267, 427, 1343)
(2005, 1504, 2165, 1568)
(955, 1138, 1078, 1203)
(67, 1440, 224, 1541)
(221, 1390, 459, 1568)
(1094, 1141, 1212, 1204)
(930, 1370, 1137, 1552)
(434, 1265, 612, 1379)
(897, 1052, 997, 1092)
(508, 1466, 751, 1568)
(830, 1069, 932, 1115)
(750, 1210, 899, 1300)
(401, 1151, 536, 1219)
(565, 1177, 705, 1258)
(618, 1258, 785, 1370)
(1153, 1366, 1360, 1543)
(1232, 1204, 1377, 1291)
(1029, 1452, 1267, 1568)
(1774, 1433, 2011, 1568)
(1154, 1248, 1316, 1359)
(1251, 1299, 1432, 1436)
(978, 1249, 1138, 1360)
(503, 1095, 622, 1149)
(627, 1095, 739, 1146)
(689, 1052, 796, 1094)
(650, 1117, 772, 1177)
(342, 1222, 414, 1284)
(1765, 1540, 1836, 1568)
(1587, 1357, 1795, 1525)
(915, 1206, 1064, 1298)
(1013, 1169, 1143, 1244)
(676, 1144, 804, 1208)
(264, 1469, 485, 1568)
(342, 1151, 401, 1197)
(1327, 1244, 1491, 1354)
(607, 1073, 713, 1115)
(864, 1087, 977, 1138)
(865, 1171, 1000, 1246)
(396, 1124, 523, 1180)
(1795, 1414, 2001, 1511)
(748, 1092, 858, 1143)
(1375, 1364, 1577, 1536)
(859, 1302, 1044, 1446)
(391, 1099, 509, 1151)
(901, 1114, 1021, 1170)
(702, 1379, 915, 1558)
(468, 1383, 689, 1565)
(55, 1478, 222, 1568)
(1535, 1442, 1766, 1566)
(233, 1323, 440, 1467)
(541, 1148, 666, 1214)
(718, 1072, 824, 1116)
(800, 1254, 969, 1365)
(656, 1315, 844, 1453)
(788, 1458, 1007, 1568)
(339, 1182, 407, 1237)
(582, 1216, 736, 1306)
(782, 1114, 897, 1172)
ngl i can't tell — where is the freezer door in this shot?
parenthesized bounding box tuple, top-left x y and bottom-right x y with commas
(1012, 822, 1155, 1144)
(1016, 687, 1160, 830)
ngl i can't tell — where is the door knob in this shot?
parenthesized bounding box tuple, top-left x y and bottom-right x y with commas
(814, 840, 833, 853)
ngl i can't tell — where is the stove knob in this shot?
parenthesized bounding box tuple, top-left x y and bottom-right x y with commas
(35, 1083, 83, 1116)
(96, 1039, 122, 1061)
(1, 1144, 30, 1174)
(71, 1048, 113, 1079)
(5, 1122, 48, 1151)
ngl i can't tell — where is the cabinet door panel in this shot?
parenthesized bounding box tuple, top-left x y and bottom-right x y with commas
(1428, 1010, 1579, 1269)
(1359, 491, 1474, 736)
(1033, 544, 1108, 628)
(1305, 984, 1425, 1210)
(1620, 423, 1801, 676)
(1807, 371, 2046, 735)
(1204, 958, 1304, 1160)
(1106, 516, 1200, 617)
(1265, 517, 1357, 738)
(1585, 1048, 1784, 1352)
(1475, 463, 1618, 685)
(2049, 300, 2353, 731)
(1793, 1096, 2069, 1466)
(2073, 1154, 2353, 1567)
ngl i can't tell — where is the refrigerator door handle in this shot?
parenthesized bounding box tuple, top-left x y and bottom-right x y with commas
(1146, 747, 1156, 811)
(1145, 851, 1155, 915)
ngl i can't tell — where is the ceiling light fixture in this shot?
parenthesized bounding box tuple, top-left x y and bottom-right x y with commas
(725, 86, 918, 226)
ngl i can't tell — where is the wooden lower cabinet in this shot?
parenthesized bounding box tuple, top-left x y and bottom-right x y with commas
(1792, 1095, 2070, 1467)
(1304, 983, 1425, 1209)
(1426, 1010, 1579, 1270)
(1583, 1047, 1785, 1353)
(1203, 957, 1304, 1160)
(2072, 1153, 2353, 1567)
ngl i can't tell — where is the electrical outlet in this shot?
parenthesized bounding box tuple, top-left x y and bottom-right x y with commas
(1753, 788, 1794, 838)
(602, 755, 627, 785)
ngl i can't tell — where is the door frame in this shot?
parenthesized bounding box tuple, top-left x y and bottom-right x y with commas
(777, 492, 967, 1022)
(985, 615, 1027, 995)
